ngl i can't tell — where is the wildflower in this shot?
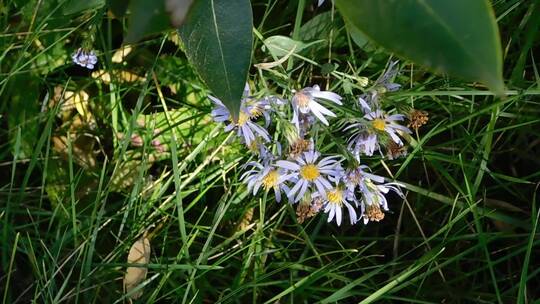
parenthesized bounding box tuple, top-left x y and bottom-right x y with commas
(364, 110, 411, 146)
(346, 105, 411, 157)
(291, 85, 342, 129)
(344, 165, 384, 191)
(241, 159, 294, 203)
(72, 48, 98, 69)
(209, 93, 270, 146)
(346, 127, 379, 158)
(345, 165, 403, 224)
(242, 96, 273, 127)
(276, 149, 342, 202)
(315, 183, 358, 226)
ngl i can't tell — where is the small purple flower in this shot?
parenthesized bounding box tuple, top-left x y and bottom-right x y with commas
(241, 159, 294, 203)
(209, 84, 271, 147)
(314, 182, 358, 226)
(345, 100, 411, 158)
(72, 48, 98, 69)
(276, 149, 343, 202)
(345, 165, 403, 224)
(291, 85, 342, 129)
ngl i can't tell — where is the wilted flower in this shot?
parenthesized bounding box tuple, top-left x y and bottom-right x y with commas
(288, 137, 312, 160)
(276, 149, 342, 202)
(386, 140, 407, 160)
(296, 198, 323, 224)
(291, 85, 342, 129)
(72, 48, 98, 69)
(408, 109, 429, 130)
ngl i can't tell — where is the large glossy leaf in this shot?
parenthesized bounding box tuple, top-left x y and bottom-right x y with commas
(179, 0, 253, 119)
(336, 0, 504, 93)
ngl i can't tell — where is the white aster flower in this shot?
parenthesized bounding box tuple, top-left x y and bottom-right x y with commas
(314, 183, 358, 226)
(346, 103, 411, 157)
(241, 159, 294, 203)
(276, 149, 343, 202)
(291, 85, 342, 129)
(243, 94, 285, 128)
(72, 48, 98, 69)
(345, 165, 403, 224)
(209, 84, 271, 146)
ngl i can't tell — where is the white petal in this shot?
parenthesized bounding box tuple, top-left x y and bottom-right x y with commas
(276, 160, 300, 171)
(312, 91, 343, 105)
(295, 180, 309, 202)
(310, 107, 329, 126)
(310, 100, 336, 117)
(327, 206, 335, 222)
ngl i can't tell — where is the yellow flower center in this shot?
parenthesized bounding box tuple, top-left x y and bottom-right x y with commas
(327, 189, 343, 205)
(262, 170, 280, 190)
(300, 164, 320, 181)
(295, 92, 311, 108)
(237, 111, 249, 126)
(249, 106, 263, 119)
(372, 118, 386, 131)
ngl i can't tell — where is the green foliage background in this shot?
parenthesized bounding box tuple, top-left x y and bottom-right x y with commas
(0, 0, 539, 303)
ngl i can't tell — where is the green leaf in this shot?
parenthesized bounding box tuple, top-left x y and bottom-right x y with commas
(7, 75, 41, 159)
(298, 11, 337, 41)
(63, 0, 105, 14)
(335, 0, 504, 93)
(262, 35, 323, 57)
(125, 0, 171, 43)
(179, 0, 253, 119)
(345, 21, 369, 49)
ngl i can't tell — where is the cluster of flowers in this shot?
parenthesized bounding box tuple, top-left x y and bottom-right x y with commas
(72, 48, 98, 69)
(210, 63, 416, 226)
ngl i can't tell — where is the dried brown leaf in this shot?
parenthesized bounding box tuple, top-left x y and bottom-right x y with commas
(91, 70, 146, 84)
(112, 45, 133, 63)
(124, 237, 151, 300)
